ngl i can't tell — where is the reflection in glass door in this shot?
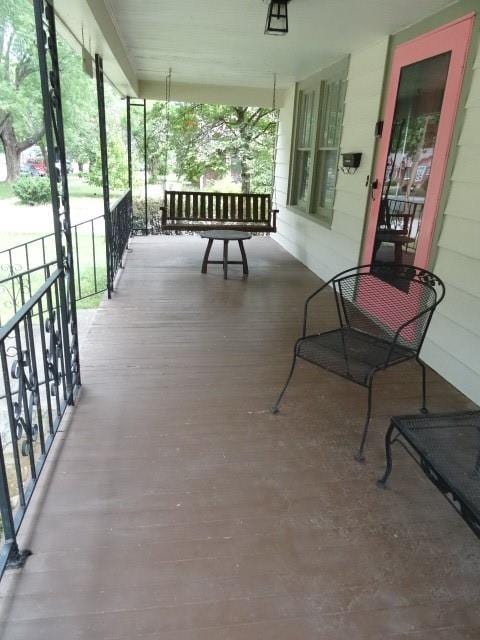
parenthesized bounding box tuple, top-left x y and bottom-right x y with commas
(373, 53, 451, 267)
(362, 14, 474, 281)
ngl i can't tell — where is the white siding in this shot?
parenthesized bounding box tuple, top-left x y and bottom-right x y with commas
(274, 38, 389, 280)
(423, 38, 480, 405)
(273, 30, 480, 407)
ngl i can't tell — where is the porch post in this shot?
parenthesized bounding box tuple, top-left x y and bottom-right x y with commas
(126, 96, 134, 232)
(143, 99, 148, 235)
(95, 54, 113, 297)
(126, 97, 133, 193)
(33, 0, 80, 398)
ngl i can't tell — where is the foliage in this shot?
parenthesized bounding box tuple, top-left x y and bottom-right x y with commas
(88, 135, 128, 191)
(0, 0, 43, 139)
(143, 101, 167, 182)
(249, 141, 275, 193)
(402, 114, 440, 158)
(0, 0, 122, 183)
(12, 176, 50, 204)
(167, 103, 228, 187)
(132, 195, 162, 232)
(131, 102, 277, 193)
(0, 0, 45, 179)
(86, 83, 128, 191)
(59, 43, 99, 167)
(1, 0, 273, 198)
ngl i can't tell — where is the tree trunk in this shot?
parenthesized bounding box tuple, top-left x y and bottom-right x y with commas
(0, 110, 45, 181)
(240, 157, 251, 193)
(239, 139, 252, 193)
(0, 121, 21, 182)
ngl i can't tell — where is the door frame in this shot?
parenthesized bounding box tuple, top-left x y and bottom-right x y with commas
(362, 13, 475, 268)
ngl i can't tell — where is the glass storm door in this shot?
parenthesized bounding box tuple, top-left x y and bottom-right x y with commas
(362, 15, 474, 270)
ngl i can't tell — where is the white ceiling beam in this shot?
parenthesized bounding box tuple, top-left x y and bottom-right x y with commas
(139, 80, 286, 108)
(87, 0, 138, 93)
(53, 0, 139, 96)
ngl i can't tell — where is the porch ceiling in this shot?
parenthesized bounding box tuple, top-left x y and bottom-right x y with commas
(55, 0, 458, 105)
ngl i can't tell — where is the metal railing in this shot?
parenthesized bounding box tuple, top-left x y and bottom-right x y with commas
(107, 190, 132, 295)
(0, 0, 130, 580)
(0, 263, 56, 326)
(0, 190, 132, 323)
(0, 189, 131, 575)
(0, 217, 106, 323)
(0, 266, 79, 575)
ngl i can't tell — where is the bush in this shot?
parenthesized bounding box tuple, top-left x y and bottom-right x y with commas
(132, 196, 162, 233)
(88, 137, 128, 190)
(12, 177, 51, 205)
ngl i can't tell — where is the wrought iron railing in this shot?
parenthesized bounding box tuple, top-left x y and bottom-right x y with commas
(0, 191, 132, 323)
(0, 263, 57, 326)
(0, 266, 80, 575)
(0, 217, 106, 323)
(107, 190, 132, 295)
(0, 192, 132, 575)
(0, 1, 132, 578)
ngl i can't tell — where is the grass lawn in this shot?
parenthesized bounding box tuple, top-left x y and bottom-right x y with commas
(0, 175, 128, 323)
(1, 176, 124, 201)
(68, 176, 125, 199)
(0, 182, 13, 199)
(68, 177, 104, 199)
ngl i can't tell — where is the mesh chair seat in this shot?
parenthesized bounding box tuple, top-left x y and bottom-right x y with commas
(297, 328, 414, 386)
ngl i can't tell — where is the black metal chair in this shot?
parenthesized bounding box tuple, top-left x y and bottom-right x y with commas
(271, 264, 446, 461)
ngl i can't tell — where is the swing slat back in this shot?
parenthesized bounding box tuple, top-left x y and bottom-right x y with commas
(160, 191, 277, 232)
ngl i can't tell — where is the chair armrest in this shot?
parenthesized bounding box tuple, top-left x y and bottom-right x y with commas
(302, 278, 337, 337)
(302, 264, 373, 337)
(383, 307, 434, 367)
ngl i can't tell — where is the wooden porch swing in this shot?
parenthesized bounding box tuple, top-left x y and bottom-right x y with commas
(160, 74, 279, 234)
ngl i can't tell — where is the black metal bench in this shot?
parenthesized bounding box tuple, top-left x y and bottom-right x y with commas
(378, 410, 480, 538)
(160, 191, 277, 232)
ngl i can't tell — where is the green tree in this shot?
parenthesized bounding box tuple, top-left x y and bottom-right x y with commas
(170, 104, 277, 192)
(0, 0, 44, 181)
(82, 77, 129, 194)
(164, 103, 223, 187)
(59, 45, 99, 171)
(0, 0, 101, 181)
(127, 101, 168, 183)
(134, 101, 277, 192)
(88, 136, 127, 191)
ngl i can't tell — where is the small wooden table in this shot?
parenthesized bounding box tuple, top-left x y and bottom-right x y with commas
(200, 230, 252, 280)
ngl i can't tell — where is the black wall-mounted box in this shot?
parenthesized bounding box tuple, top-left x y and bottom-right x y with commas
(341, 152, 362, 169)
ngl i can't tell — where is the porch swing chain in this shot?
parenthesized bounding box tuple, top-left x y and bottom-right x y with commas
(270, 73, 279, 208)
(163, 68, 172, 196)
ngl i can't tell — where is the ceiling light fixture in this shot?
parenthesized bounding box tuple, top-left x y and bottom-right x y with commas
(264, 0, 291, 36)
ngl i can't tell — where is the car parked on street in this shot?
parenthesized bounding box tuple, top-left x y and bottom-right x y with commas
(20, 164, 42, 177)
(26, 159, 46, 176)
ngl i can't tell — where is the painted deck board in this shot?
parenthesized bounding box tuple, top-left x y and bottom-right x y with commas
(0, 235, 478, 640)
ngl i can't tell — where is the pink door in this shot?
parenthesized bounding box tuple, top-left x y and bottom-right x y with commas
(362, 14, 474, 269)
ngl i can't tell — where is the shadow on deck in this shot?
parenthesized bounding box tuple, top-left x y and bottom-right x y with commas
(0, 235, 479, 639)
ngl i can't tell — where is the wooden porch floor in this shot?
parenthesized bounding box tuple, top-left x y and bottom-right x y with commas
(1, 235, 479, 639)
